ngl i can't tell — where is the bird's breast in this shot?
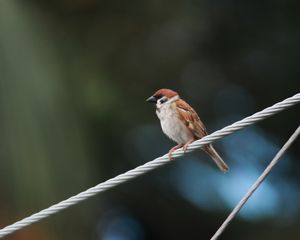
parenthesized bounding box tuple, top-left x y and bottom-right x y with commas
(156, 105, 193, 144)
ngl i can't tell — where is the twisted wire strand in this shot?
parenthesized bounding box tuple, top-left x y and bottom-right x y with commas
(0, 93, 299, 238)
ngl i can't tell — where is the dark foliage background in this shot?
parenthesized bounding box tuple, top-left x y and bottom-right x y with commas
(0, 0, 299, 239)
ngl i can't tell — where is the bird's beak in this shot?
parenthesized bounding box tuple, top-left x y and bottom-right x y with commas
(146, 96, 157, 103)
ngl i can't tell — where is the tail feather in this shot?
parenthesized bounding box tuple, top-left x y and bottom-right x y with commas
(204, 145, 229, 173)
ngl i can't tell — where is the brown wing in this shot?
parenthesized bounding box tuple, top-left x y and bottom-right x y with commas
(175, 99, 208, 139)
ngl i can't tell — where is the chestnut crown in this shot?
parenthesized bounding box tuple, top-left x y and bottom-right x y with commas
(146, 88, 178, 103)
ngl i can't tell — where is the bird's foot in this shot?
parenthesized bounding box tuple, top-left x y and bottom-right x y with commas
(183, 139, 195, 152)
(168, 144, 184, 160)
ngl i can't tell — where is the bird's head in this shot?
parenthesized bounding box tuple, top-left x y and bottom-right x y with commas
(146, 89, 179, 106)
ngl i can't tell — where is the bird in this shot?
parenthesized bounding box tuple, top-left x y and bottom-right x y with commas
(146, 88, 229, 172)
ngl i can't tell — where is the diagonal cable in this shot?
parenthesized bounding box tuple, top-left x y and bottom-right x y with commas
(0, 93, 299, 238)
(211, 125, 300, 240)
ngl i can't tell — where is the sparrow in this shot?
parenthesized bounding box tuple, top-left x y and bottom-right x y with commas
(146, 88, 229, 172)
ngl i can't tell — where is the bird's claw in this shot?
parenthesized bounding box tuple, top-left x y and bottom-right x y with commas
(182, 139, 195, 153)
(168, 144, 183, 160)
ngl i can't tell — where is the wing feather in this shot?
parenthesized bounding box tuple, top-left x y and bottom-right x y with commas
(175, 99, 208, 139)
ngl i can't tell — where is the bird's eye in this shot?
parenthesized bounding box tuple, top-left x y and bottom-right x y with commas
(159, 97, 168, 104)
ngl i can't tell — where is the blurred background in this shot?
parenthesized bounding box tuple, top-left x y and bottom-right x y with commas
(0, 0, 299, 239)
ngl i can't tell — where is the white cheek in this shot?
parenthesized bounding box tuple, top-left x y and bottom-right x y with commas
(155, 103, 164, 119)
